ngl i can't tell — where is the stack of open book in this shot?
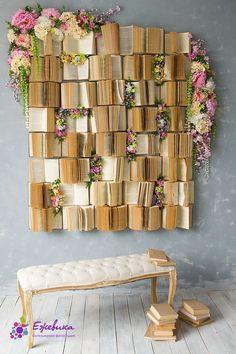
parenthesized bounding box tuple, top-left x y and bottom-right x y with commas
(178, 299, 212, 327)
(145, 303, 178, 341)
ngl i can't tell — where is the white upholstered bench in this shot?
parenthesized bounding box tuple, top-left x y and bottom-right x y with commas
(17, 253, 176, 348)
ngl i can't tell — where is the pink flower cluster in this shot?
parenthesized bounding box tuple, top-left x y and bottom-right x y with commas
(188, 39, 217, 174)
(11, 9, 37, 32)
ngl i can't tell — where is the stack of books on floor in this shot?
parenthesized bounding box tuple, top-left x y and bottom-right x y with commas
(145, 303, 178, 341)
(178, 299, 212, 327)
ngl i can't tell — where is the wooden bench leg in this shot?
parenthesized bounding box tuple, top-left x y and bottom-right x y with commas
(25, 291, 34, 349)
(17, 281, 26, 321)
(168, 269, 177, 305)
(151, 277, 157, 304)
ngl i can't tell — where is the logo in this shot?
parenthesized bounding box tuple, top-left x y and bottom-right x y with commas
(10, 317, 76, 340)
(10, 317, 28, 340)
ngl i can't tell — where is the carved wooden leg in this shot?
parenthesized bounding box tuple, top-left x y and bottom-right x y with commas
(151, 277, 157, 304)
(17, 281, 26, 320)
(25, 291, 34, 349)
(168, 269, 177, 305)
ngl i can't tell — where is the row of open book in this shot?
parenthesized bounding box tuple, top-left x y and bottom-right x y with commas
(29, 180, 194, 208)
(29, 132, 192, 158)
(36, 27, 190, 57)
(29, 204, 192, 232)
(30, 53, 189, 82)
(29, 156, 193, 183)
(28, 106, 186, 133)
(29, 80, 187, 108)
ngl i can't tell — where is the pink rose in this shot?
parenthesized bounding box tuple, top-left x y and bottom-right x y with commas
(192, 71, 207, 88)
(193, 89, 205, 102)
(41, 8, 61, 22)
(11, 9, 37, 33)
(15, 34, 31, 48)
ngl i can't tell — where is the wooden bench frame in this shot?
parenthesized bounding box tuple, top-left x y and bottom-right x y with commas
(17, 268, 176, 348)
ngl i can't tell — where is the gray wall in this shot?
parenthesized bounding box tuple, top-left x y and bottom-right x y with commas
(0, 0, 235, 292)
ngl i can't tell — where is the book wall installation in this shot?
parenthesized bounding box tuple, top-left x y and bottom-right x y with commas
(25, 23, 195, 232)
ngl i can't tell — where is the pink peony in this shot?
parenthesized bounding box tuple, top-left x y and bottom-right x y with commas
(193, 89, 206, 103)
(41, 8, 61, 21)
(15, 33, 31, 48)
(11, 9, 37, 33)
(192, 71, 207, 88)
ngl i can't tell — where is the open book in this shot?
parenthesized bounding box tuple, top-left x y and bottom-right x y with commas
(30, 55, 62, 83)
(177, 205, 192, 229)
(29, 82, 60, 108)
(146, 27, 164, 54)
(89, 55, 122, 80)
(29, 158, 59, 183)
(60, 183, 89, 205)
(163, 182, 179, 206)
(102, 157, 130, 182)
(162, 206, 177, 230)
(168, 107, 186, 132)
(29, 132, 61, 158)
(123, 55, 141, 80)
(128, 205, 161, 230)
(160, 133, 178, 157)
(90, 181, 123, 206)
(119, 26, 145, 55)
(63, 205, 94, 231)
(162, 157, 178, 182)
(101, 23, 120, 54)
(165, 32, 191, 54)
(63, 60, 89, 80)
(95, 205, 127, 231)
(63, 32, 96, 54)
(29, 108, 55, 132)
(97, 80, 113, 105)
(177, 158, 193, 181)
(178, 181, 194, 206)
(61, 82, 97, 108)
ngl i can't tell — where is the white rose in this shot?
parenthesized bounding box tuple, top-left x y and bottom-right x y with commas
(36, 16, 52, 28)
(190, 113, 208, 126)
(196, 117, 210, 134)
(51, 28, 64, 42)
(206, 78, 215, 91)
(34, 24, 49, 40)
(7, 29, 16, 43)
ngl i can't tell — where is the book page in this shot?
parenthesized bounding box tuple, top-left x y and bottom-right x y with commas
(119, 26, 133, 55)
(74, 183, 90, 205)
(60, 183, 74, 205)
(76, 116, 88, 132)
(102, 157, 115, 180)
(137, 134, 148, 155)
(63, 63, 78, 80)
(78, 32, 95, 54)
(78, 61, 89, 80)
(44, 159, 59, 182)
(29, 108, 46, 132)
(29, 158, 45, 182)
(124, 181, 139, 204)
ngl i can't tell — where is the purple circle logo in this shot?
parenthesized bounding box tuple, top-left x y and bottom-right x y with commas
(10, 321, 28, 340)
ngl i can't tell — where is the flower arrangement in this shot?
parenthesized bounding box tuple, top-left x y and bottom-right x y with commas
(187, 38, 217, 176)
(126, 129, 137, 162)
(6, 4, 121, 126)
(60, 52, 89, 65)
(48, 178, 64, 215)
(153, 54, 165, 84)
(124, 80, 136, 109)
(155, 103, 170, 140)
(55, 106, 92, 141)
(153, 178, 165, 208)
(87, 153, 103, 187)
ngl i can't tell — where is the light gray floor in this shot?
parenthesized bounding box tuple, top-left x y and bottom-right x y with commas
(0, 290, 236, 354)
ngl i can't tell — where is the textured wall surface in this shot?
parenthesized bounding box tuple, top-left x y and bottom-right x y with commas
(0, 0, 235, 292)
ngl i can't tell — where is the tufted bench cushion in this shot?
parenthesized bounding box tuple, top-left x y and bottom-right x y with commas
(17, 253, 175, 292)
(17, 251, 176, 349)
